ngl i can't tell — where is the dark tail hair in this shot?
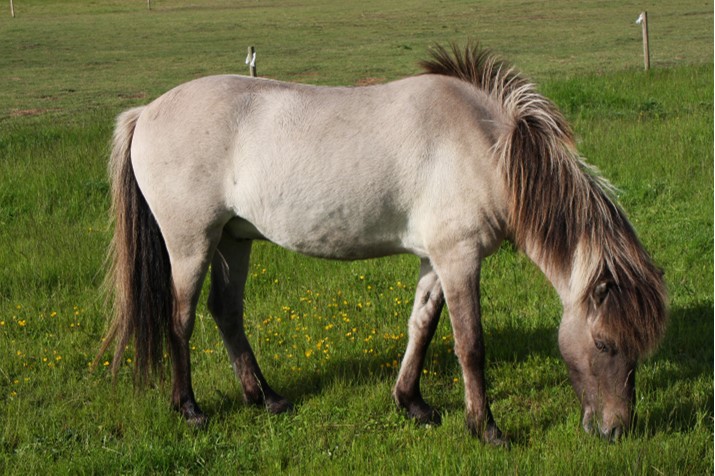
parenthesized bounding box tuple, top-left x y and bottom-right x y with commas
(95, 107, 174, 383)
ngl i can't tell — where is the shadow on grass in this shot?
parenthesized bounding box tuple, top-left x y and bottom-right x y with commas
(201, 302, 712, 441)
(634, 301, 714, 436)
(201, 311, 563, 430)
(280, 311, 562, 398)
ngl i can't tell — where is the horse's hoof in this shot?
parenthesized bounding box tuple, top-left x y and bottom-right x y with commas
(393, 391, 442, 427)
(176, 400, 208, 428)
(483, 424, 510, 449)
(407, 404, 442, 426)
(265, 397, 293, 415)
(186, 412, 209, 428)
(182, 409, 209, 428)
(485, 433, 510, 449)
(466, 420, 510, 448)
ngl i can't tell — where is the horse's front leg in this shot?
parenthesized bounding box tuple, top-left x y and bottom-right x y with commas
(431, 245, 507, 446)
(393, 258, 444, 425)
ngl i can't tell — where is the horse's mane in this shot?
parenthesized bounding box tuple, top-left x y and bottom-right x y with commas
(421, 43, 667, 358)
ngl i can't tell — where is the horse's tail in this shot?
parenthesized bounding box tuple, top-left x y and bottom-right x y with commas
(95, 106, 174, 383)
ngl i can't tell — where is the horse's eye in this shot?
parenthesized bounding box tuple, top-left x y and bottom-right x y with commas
(594, 339, 612, 354)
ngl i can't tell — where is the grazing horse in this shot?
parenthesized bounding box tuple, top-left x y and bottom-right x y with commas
(98, 43, 667, 444)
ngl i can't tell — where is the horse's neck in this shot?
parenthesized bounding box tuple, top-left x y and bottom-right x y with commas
(521, 240, 579, 308)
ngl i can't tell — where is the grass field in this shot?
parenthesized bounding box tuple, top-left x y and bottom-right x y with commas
(0, 1, 712, 474)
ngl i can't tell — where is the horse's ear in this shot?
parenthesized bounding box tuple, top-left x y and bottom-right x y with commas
(592, 281, 611, 306)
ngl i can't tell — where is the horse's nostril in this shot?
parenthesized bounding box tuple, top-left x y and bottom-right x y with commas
(582, 408, 596, 434)
(583, 419, 593, 434)
(600, 425, 623, 442)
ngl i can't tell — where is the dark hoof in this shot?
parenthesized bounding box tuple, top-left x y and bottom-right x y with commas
(246, 390, 293, 414)
(186, 412, 209, 428)
(407, 403, 442, 426)
(177, 401, 208, 428)
(468, 421, 510, 448)
(394, 393, 442, 426)
(265, 397, 293, 415)
(485, 432, 510, 449)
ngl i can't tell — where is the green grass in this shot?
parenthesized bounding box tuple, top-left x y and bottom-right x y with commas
(0, 1, 712, 474)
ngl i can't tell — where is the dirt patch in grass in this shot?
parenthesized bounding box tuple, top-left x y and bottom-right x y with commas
(355, 77, 385, 86)
(9, 108, 61, 118)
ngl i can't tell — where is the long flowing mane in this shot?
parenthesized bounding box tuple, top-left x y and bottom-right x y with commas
(421, 43, 667, 358)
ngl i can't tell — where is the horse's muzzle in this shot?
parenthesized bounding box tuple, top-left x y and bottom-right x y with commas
(582, 407, 631, 442)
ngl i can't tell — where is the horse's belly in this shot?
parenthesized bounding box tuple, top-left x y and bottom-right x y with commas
(229, 193, 420, 260)
(273, 219, 410, 260)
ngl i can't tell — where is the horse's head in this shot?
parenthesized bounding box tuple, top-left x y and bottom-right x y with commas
(558, 280, 639, 441)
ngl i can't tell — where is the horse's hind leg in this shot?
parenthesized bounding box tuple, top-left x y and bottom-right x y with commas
(208, 235, 291, 414)
(393, 259, 444, 425)
(165, 234, 220, 426)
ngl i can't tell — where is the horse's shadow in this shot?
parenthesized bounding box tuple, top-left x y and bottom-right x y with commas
(635, 302, 714, 435)
(203, 303, 712, 441)
(264, 315, 560, 399)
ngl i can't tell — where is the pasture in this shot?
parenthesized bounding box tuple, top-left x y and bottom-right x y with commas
(1, 0, 712, 473)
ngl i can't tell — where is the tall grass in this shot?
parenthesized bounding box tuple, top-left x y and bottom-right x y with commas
(0, 1, 712, 474)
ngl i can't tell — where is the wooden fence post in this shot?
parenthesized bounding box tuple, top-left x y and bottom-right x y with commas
(246, 46, 257, 77)
(637, 11, 650, 71)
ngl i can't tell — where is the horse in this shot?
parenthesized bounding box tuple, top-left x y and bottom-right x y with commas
(98, 43, 667, 445)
